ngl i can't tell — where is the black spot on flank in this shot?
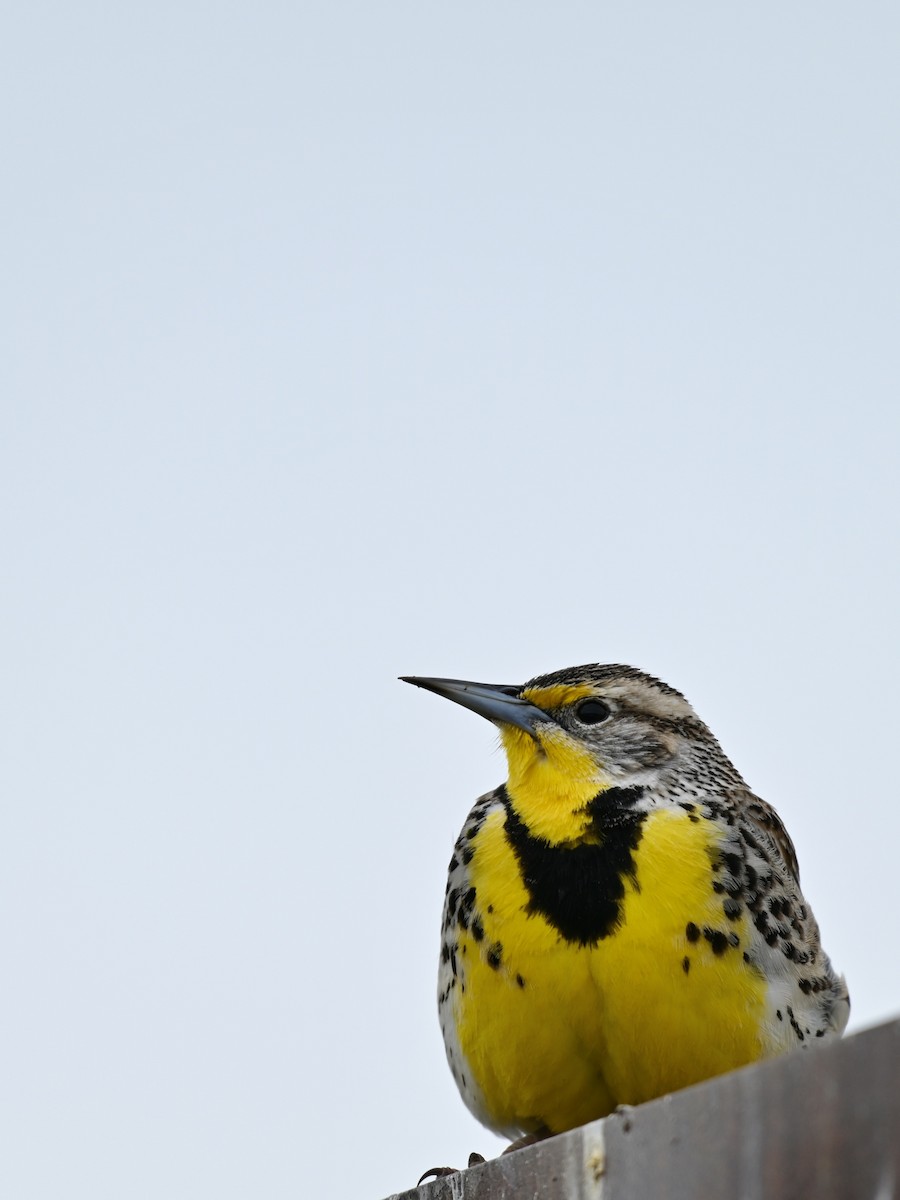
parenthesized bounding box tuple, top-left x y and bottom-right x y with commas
(816, 1029, 825, 1038)
(466, 826, 478, 840)
(487, 904, 493, 913)
(727, 932, 740, 947)
(712, 882, 725, 894)
(723, 899, 742, 920)
(724, 852, 742, 876)
(471, 918, 484, 943)
(776, 1009, 783, 1021)
(799, 978, 812, 994)
(682, 956, 691, 974)
(688, 812, 700, 823)
(783, 942, 796, 960)
(685, 922, 701, 943)
(486, 943, 503, 969)
(516, 974, 526, 988)
(441, 944, 450, 963)
(705, 929, 729, 956)
(461, 846, 474, 866)
(502, 785, 645, 945)
(786, 1006, 805, 1042)
(455, 886, 477, 932)
(448, 855, 458, 872)
(740, 827, 764, 855)
(743, 951, 751, 963)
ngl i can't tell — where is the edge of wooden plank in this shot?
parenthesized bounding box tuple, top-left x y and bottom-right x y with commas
(382, 1017, 900, 1200)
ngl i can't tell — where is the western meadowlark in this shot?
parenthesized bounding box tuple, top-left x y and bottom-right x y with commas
(402, 664, 849, 1142)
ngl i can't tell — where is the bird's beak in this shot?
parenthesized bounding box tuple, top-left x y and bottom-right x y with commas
(400, 676, 553, 738)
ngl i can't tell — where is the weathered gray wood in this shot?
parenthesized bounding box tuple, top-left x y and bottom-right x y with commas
(383, 1017, 900, 1200)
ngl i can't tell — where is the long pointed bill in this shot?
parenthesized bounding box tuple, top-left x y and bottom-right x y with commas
(400, 676, 554, 737)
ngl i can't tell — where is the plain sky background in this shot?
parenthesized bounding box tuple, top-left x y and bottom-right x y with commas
(3, 5, 899, 1198)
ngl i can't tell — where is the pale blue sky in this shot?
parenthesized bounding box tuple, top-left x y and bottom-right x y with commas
(3, 5, 899, 1198)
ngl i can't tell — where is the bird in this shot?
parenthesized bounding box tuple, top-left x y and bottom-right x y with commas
(401, 664, 849, 1146)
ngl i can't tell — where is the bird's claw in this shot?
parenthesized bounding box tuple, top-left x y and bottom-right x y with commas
(417, 1153, 486, 1186)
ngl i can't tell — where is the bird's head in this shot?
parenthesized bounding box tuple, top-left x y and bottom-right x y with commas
(402, 665, 726, 843)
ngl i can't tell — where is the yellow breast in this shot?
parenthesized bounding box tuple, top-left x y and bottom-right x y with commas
(449, 803, 768, 1135)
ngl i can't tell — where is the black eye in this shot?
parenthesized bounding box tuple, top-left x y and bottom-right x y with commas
(575, 698, 611, 725)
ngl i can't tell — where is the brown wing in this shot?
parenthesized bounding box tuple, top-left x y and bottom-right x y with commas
(739, 791, 802, 885)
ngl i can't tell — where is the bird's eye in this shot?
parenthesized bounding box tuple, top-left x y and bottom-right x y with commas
(574, 698, 611, 725)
